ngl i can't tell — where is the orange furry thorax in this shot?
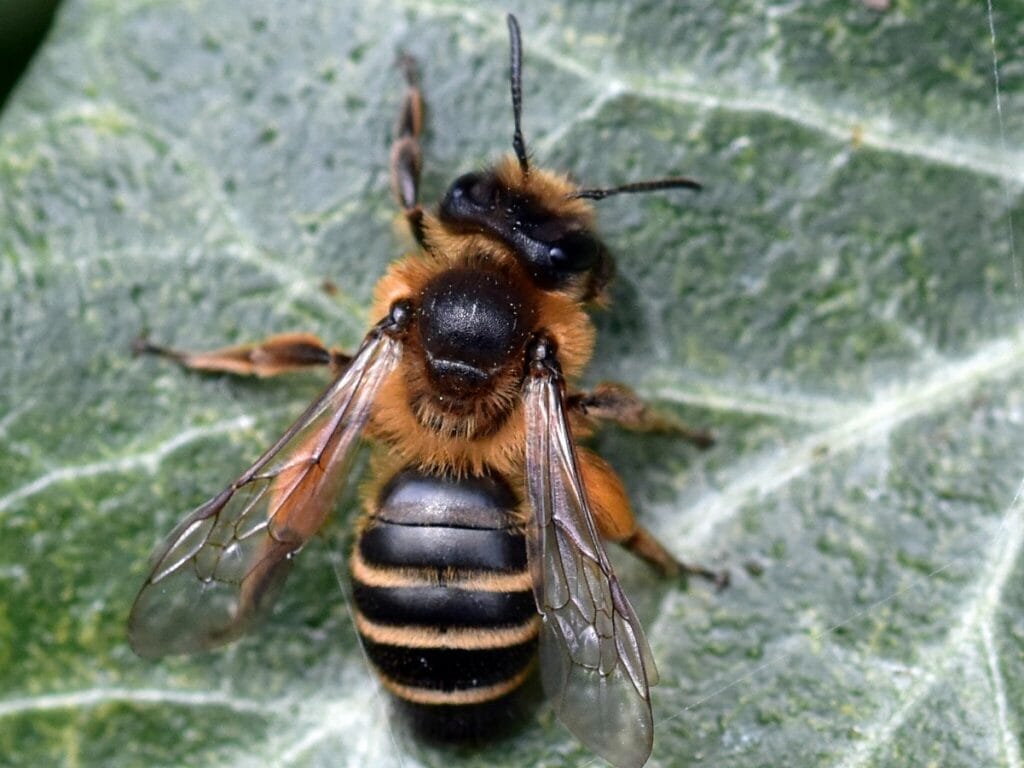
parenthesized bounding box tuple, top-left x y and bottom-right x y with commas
(367, 188, 597, 476)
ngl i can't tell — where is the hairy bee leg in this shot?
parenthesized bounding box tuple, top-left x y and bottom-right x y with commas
(622, 527, 730, 589)
(132, 332, 351, 377)
(568, 383, 714, 448)
(578, 448, 728, 588)
(390, 54, 426, 247)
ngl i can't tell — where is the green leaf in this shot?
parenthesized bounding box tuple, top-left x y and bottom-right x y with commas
(2, 1, 1022, 766)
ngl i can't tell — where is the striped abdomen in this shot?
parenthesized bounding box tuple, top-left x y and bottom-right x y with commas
(351, 467, 539, 737)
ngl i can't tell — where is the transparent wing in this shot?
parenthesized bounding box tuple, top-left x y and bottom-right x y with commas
(524, 367, 659, 768)
(128, 325, 402, 658)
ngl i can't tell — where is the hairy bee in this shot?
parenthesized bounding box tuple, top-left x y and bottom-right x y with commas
(129, 15, 724, 768)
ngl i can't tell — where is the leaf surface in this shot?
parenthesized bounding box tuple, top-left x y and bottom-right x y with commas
(1, 1, 1022, 766)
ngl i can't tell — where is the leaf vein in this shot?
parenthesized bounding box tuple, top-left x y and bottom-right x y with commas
(983, 618, 1022, 768)
(0, 414, 256, 515)
(668, 335, 1024, 548)
(0, 686, 276, 720)
(835, 484, 1024, 768)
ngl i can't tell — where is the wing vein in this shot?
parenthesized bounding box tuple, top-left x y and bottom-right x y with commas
(129, 325, 402, 657)
(523, 360, 657, 768)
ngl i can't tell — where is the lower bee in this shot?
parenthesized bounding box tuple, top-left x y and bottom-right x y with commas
(129, 15, 725, 768)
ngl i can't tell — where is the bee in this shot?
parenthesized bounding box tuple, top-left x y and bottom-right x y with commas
(129, 15, 725, 768)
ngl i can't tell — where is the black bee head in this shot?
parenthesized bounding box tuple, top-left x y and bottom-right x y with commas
(439, 169, 614, 301)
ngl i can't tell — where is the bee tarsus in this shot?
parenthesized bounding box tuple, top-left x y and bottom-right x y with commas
(390, 52, 426, 246)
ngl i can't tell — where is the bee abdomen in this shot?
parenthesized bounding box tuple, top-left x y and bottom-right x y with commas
(352, 468, 538, 736)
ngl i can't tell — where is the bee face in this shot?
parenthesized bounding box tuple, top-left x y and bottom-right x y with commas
(439, 160, 614, 300)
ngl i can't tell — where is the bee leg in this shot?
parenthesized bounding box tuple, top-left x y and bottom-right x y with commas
(578, 448, 729, 589)
(568, 383, 714, 448)
(390, 53, 426, 247)
(622, 527, 730, 589)
(132, 332, 351, 377)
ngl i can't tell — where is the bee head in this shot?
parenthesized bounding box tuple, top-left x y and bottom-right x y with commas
(439, 160, 613, 301)
(437, 14, 700, 303)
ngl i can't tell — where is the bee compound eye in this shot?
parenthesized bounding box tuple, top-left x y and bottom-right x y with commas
(548, 246, 567, 264)
(442, 172, 498, 222)
(465, 177, 495, 208)
(479, 183, 495, 202)
(532, 231, 599, 277)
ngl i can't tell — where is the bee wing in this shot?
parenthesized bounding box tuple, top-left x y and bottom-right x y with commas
(524, 368, 659, 768)
(128, 324, 402, 658)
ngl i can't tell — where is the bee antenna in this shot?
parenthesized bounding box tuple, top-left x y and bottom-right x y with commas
(507, 14, 529, 174)
(571, 176, 703, 201)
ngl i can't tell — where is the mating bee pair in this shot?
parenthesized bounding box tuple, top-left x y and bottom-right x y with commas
(129, 15, 723, 768)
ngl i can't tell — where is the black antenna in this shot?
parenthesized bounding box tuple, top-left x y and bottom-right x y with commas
(507, 14, 529, 174)
(571, 176, 703, 201)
